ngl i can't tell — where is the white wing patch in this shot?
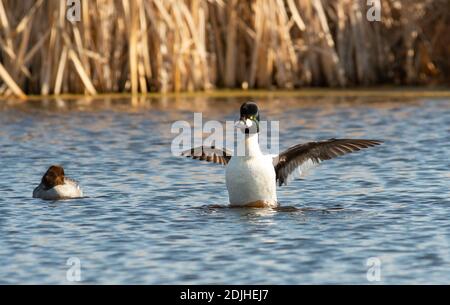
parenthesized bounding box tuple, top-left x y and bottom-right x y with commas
(278, 158, 319, 185)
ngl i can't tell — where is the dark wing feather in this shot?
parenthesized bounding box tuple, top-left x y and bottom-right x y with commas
(274, 139, 382, 186)
(181, 146, 232, 165)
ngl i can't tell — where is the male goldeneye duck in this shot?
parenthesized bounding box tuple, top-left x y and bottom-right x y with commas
(33, 165, 83, 200)
(181, 102, 383, 208)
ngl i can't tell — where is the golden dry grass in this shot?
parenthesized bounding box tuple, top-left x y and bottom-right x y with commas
(0, 0, 448, 98)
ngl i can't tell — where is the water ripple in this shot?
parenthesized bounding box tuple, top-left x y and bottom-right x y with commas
(0, 97, 449, 284)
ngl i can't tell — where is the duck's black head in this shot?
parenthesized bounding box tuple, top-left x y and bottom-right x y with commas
(41, 165, 65, 190)
(238, 102, 260, 134)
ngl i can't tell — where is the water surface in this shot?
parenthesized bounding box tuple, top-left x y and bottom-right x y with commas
(0, 96, 449, 284)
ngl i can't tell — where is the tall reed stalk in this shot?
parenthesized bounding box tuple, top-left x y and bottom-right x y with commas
(0, 0, 448, 98)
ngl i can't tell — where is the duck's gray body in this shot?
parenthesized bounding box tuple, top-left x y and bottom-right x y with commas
(33, 179, 83, 200)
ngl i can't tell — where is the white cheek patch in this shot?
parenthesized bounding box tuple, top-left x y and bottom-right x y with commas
(235, 119, 254, 129)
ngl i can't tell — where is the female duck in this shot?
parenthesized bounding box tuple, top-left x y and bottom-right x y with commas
(33, 165, 83, 200)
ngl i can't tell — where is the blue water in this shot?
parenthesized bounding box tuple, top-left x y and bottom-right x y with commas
(0, 96, 449, 284)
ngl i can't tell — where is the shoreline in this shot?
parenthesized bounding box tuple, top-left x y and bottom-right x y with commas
(2, 87, 450, 102)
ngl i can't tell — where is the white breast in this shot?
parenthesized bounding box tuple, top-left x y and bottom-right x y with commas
(225, 155, 277, 207)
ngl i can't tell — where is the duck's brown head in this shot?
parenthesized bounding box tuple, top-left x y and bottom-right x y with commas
(41, 165, 65, 190)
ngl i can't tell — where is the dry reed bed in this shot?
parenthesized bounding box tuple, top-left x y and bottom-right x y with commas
(0, 0, 448, 98)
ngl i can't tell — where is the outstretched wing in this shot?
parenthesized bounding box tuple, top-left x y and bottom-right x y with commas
(273, 139, 382, 186)
(181, 146, 232, 165)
